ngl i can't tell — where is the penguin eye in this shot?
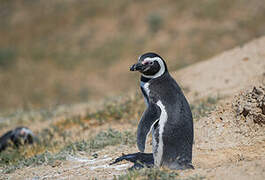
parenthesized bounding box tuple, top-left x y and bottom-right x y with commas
(149, 61, 154, 65)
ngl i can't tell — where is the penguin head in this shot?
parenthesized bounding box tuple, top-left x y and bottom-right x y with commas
(130, 52, 168, 78)
(13, 127, 35, 144)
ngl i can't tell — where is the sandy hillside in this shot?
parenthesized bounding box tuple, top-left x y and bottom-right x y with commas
(1, 37, 265, 179)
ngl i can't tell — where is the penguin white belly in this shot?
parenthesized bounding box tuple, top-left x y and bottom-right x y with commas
(153, 100, 168, 166)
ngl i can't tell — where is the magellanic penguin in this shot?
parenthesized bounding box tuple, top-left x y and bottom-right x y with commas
(0, 127, 36, 152)
(110, 53, 194, 170)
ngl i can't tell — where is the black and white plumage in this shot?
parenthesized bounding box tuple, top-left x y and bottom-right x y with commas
(0, 127, 36, 152)
(110, 53, 194, 170)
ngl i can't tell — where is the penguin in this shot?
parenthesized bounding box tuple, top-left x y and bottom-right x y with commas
(110, 52, 194, 170)
(0, 127, 36, 152)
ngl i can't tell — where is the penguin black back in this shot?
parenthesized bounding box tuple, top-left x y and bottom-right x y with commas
(111, 53, 194, 170)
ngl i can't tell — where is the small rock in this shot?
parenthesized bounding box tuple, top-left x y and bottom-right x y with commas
(51, 160, 62, 167)
(243, 57, 249, 61)
(260, 102, 265, 115)
(252, 86, 263, 95)
(241, 107, 250, 117)
(92, 153, 98, 158)
(253, 114, 265, 125)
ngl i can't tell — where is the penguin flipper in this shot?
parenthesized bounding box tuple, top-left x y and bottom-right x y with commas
(110, 152, 154, 169)
(137, 102, 161, 152)
(0, 130, 13, 152)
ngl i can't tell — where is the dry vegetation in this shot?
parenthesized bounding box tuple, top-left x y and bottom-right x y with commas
(0, 36, 264, 179)
(1, 0, 265, 111)
(0, 0, 265, 179)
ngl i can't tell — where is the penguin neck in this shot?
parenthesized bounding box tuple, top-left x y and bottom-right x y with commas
(141, 71, 169, 83)
(140, 75, 151, 83)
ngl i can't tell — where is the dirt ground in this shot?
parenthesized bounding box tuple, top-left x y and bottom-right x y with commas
(2, 37, 265, 179)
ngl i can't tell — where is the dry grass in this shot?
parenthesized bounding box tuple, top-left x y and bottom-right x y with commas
(116, 168, 205, 180)
(0, 128, 135, 174)
(0, 91, 219, 175)
(0, 0, 265, 111)
(1, 35, 265, 179)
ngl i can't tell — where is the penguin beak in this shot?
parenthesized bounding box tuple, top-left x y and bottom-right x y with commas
(130, 62, 144, 71)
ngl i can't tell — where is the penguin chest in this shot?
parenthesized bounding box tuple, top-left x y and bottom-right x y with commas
(140, 82, 150, 106)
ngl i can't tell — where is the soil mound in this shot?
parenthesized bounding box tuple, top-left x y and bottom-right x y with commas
(196, 85, 265, 150)
(234, 86, 265, 125)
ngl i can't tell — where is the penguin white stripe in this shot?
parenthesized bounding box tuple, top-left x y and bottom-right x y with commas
(142, 57, 165, 79)
(155, 100, 168, 166)
(141, 81, 150, 106)
(21, 128, 33, 135)
(138, 55, 141, 61)
(143, 82, 150, 96)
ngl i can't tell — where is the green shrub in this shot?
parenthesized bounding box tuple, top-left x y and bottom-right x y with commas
(0, 48, 16, 69)
(147, 13, 163, 33)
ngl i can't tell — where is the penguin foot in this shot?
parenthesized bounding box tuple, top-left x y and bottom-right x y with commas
(166, 161, 195, 170)
(110, 152, 154, 170)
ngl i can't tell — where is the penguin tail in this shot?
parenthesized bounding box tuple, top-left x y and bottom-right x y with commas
(109, 152, 154, 170)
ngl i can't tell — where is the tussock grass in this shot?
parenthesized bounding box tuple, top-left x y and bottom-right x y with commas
(0, 93, 143, 130)
(0, 128, 135, 174)
(63, 129, 136, 154)
(0, 89, 223, 175)
(54, 93, 144, 128)
(85, 95, 143, 123)
(116, 168, 204, 180)
(190, 96, 222, 120)
(0, 93, 220, 172)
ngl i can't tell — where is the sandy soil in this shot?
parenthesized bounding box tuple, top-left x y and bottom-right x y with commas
(2, 37, 265, 179)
